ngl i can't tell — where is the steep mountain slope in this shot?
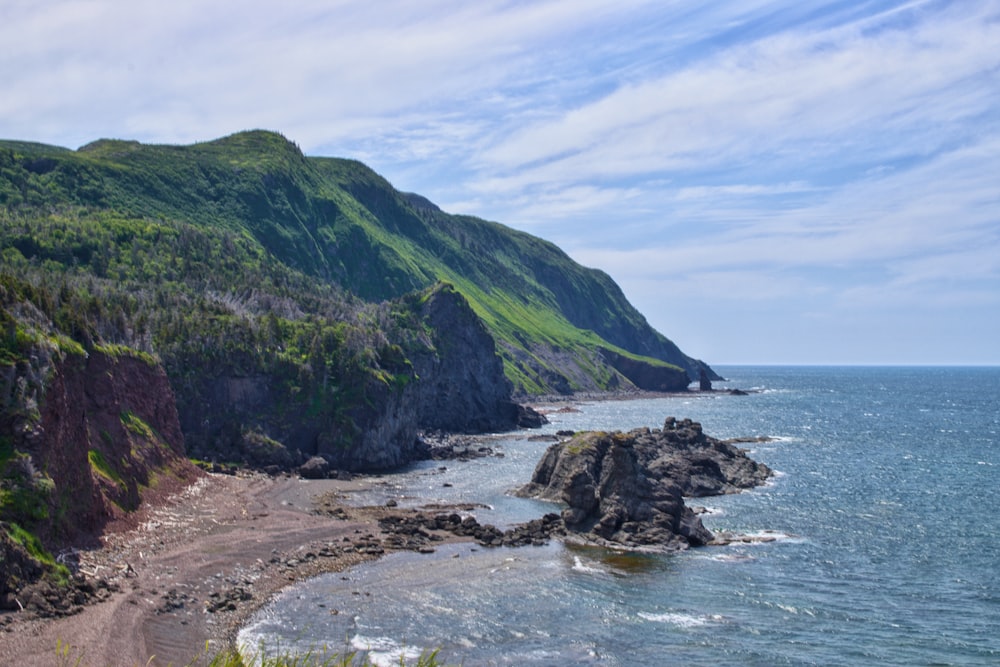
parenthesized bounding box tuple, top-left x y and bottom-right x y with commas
(0, 130, 716, 394)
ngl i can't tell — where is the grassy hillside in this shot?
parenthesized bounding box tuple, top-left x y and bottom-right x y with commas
(0, 130, 714, 394)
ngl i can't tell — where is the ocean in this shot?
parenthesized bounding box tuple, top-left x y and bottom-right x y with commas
(239, 366, 1000, 666)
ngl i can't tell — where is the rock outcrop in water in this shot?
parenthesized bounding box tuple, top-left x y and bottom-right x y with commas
(516, 418, 772, 552)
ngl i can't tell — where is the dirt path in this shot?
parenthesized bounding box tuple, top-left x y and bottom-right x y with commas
(0, 473, 401, 666)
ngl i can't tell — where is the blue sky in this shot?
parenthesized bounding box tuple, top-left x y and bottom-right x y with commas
(2, 0, 998, 365)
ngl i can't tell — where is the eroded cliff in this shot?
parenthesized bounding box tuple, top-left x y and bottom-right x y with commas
(2, 343, 199, 547)
(1, 332, 200, 608)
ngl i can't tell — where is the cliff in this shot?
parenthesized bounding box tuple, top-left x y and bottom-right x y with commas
(517, 418, 772, 552)
(1, 341, 199, 544)
(1, 321, 200, 606)
(173, 283, 534, 472)
(409, 283, 526, 433)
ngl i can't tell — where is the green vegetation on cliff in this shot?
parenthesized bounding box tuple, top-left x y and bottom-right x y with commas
(0, 130, 712, 395)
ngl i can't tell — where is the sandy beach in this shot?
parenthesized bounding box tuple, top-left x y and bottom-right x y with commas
(0, 471, 460, 666)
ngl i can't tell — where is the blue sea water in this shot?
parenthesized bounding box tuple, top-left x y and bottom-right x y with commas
(240, 366, 1000, 666)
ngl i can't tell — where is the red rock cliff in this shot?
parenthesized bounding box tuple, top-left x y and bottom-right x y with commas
(5, 347, 201, 548)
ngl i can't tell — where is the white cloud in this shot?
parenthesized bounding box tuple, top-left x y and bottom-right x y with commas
(673, 182, 816, 201)
(2, 0, 998, 362)
(0, 0, 663, 148)
(472, 1, 1000, 193)
(567, 135, 1000, 311)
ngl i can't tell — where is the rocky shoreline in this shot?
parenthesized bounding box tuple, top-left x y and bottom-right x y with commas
(0, 463, 572, 665)
(0, 474, 453, 665)
(1, 414, 772, 665)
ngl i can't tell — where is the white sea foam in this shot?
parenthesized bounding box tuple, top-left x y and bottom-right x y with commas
(769, 602, 816, 617)
(760, 468, 786, 487)
(571, 555, 607, 574)
(638, 611, 724, 628)
(705, 552, 756, 563)
(351, 634, 425, 667)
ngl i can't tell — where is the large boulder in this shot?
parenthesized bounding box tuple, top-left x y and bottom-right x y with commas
(298, 456, 331, 479)
(517, 418, 771, 552)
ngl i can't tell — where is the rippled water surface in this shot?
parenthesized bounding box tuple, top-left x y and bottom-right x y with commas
(241, 367, 1000, 666)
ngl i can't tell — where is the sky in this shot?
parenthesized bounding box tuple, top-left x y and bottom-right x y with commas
(2, 0, 998, 365)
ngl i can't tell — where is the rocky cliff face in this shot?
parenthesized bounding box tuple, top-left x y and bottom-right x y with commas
(599, 349, 691, 393)
(175, 284, 536, 472)
(517, 418, 771, 552)
(1, 346, 200, 548)
(411, 283, 525, 433)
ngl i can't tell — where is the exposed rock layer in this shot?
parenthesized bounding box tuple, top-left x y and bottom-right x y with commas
(517, 418, 772, 552)
(4, 348, 200, 547)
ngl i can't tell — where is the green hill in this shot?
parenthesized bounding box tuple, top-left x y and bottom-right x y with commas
(0, 130, 714, 395)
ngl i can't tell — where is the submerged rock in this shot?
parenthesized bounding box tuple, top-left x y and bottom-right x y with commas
(516, 417, 771, 552)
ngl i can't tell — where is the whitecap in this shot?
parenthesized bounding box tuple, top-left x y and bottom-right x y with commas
(638, 611, 722, 628)
(706, 552, 756, 563)
(350, 634, 425, 667)
(571, 555, 607, 575)
(771, 603, 816, 617)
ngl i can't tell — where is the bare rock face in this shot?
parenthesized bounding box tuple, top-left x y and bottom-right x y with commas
(599, 349, 691, 392)
(517, 418, 771, 552)
(410, 283, 536, 433)
(24, 348, 201, 545)
(321, 284, 540, 470)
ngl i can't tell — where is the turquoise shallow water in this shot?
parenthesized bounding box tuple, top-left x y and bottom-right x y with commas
(240, 366, 1000, 666)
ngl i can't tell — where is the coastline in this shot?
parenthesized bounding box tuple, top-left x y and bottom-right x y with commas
(0, 390, 758, 665)
(0, 471, 473, 666)
(521, 385, 752, 408)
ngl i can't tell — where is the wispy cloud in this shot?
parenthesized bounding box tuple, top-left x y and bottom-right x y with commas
(1, 0, 997, 362)
(470, 2, 1000, 188)
(570, 136, 1000, 305)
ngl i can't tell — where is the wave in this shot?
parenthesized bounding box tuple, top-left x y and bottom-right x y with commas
(350, 634, 428, 667)
(701, 552, 756, 563)
(638, 611, 725, 628)
(571, 555, 608, 575)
